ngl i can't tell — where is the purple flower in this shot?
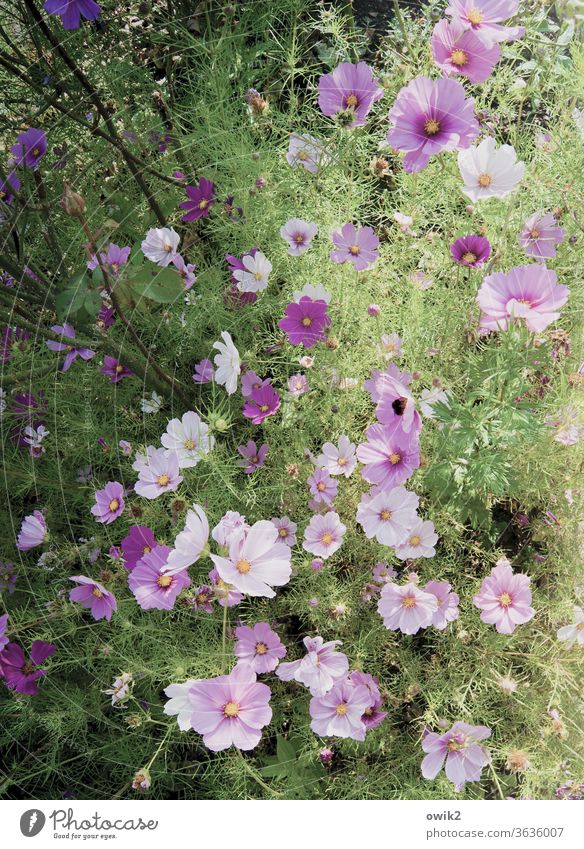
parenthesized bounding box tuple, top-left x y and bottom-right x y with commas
(271, 516, 297, 546)
(180, 177, 216, 222)
(69, 575, 117, 621)
(277, 636, 349, 696)
(120, 525, 157, 571)
(91, 481, 125, 525)
(279, 297, 330, 348)
(309, 679, 371, 741)
(473, 563, 535, 634)
(10, 128, 47, 168)
(43, 0, 101, 30)
(240, 370, 267, 398)
(378, 580, 438, 635)
(372, 562, 397, 584)
(445, 0, 525, 44)
(234, 622, 287, 673)
(242, 383, 281, 424)
(17, 511, 48, 551)
(302, 511, 346, 560)
(0, 614, 8, 653)
(357, 486, 419, 547)
(101, 356, 133, 383)
(192, 358, 215, 384)
(96, 304, 115, 332)
(280, 218, 318, 255)
(330, 223, 379, 271)
(424, 580, 460, 629)
(431, 18, 501, 84)
(450, 234, 491, 268)
(519, 212, 565, 260)
(307, 469, 338, 507)
(287, 373, 309, 397)
(209, 568, 244, 607)
(374, 373, 422, 436)
(134, 447, 183, 500)
(87, 243, 130, 276)
(0, 640, 56, 695)
(236, 440, 268, 474)
(387, 76, 478, 173)
(357, 422, 420, 489)
(128, 545, 190, 610)
(318, 61, 383, 127)
(0, 562, 17, 594)
(286, 133, 329, 172)
(189, 585, 214, 613)
(45, 323, 95, 372)
(350, 671, 387, 730)
(0, 171, 20, 204)
(421, 722, 491, 790)
(171, 254, 197, 289)
(477, 264, 569, 333)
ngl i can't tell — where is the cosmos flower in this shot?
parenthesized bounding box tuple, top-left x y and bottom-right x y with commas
(100, 356, 133, 383)
(387, 76, 478, 173)
(69, 575, 117, 621)
(293, 283, 332, 304)
(431, 18, 500, 83)
(421, 722, 492, 790)
(232, 250, 272, 293)
(309, 679, 372, 741)
(450, 234, 491, 268)
(357, 486, 419, 547)
(376, 333, 402, 360)
(287, 373, 310, 397)
(349, 671, 387, 730)
(87, 243, 131, 277)
(234, 622, 287, 673)
(317, 435, 357, 477)
(424, 580, 460, 629)
(0, 171, 20, 204)
(128, 545, 190, 610)
(134, 447, 183, 500)
(188, 584, 214, 612)
(212, 331, 241, 394)
(374, 373, 422, 436)
(91, 481, 125, 524)
(395, 520, 438, 559)
(286, 133, 330, 172)
(372, 562, 397, 584)
(242, 383, 281, 424)
(357, 421, 420, 489)
(445, 0, 525, 43)
(43, 0, 101, 30)
(171, 254, 197, 289)
(330, 223, 379, 271)
(120, 525, 157, 571)
(303, 512, 346, 559)
(556, 607, 584, 647)
(210, 520, 292, 598)
(276, 636, 349, 696)
(318, 61, 383, 127)
(476, 264, 569, 333)
(237, 440, 269, 474)
(163, 679, 199, 730)
(140, 391, 164, 415)
(278, 297, 330, 348)
(17, 511, 48, 551)
(141, 227, 180, 266)
(161, 411, 214, 468)
(519, 212, 565, 260)
(546, 405, 584, 446)
(270, 516, 297, 546)
(163, 505, 209, 575)
(280, 218, 318, 255)
(307, 469, 339, 507)
(458, 137, 524, 202)
(180, 177, 216, 221)
(0, 614, 9, 653)
(378, 580, 439, 635)
(208, 568, 244, 608)
(0, 639, 56, 695)
(192, 358, 215, 384)
(10, 127, 47, 168)
(473, 563, 535, 634)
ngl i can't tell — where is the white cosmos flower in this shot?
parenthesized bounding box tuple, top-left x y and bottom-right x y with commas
(457, 137, 524, 202)
(163, 504, 209, 575)
(140, 391, 164, 414)
(557, 607, 584, 647)
(212, 331, 241, 395)
(232, 250, 272, 293)
(292, 282, 331, 304)
(141, 227, 180, 266)
(420, 387, 449, 418)
(161, 410, 214, 468)
(163, 679, 198, 730)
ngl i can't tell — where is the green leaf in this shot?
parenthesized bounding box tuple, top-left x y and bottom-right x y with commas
(126, 266, 184, 304)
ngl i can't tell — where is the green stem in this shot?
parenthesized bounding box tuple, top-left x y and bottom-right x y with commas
(221, 597, 229, 673)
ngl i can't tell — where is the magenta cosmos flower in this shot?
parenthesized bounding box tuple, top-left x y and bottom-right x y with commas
(0, 640, 56, 695)
(309, 679, 371, 741)
(0, 171, 20, 204)
(330, 223, 379, 271)
(128, 545, 190, 610)
(357, 486, 419, 547)
(308, 469, 338, 507)
(450, 234, 491, 268)
(69, 575, 117, 621)
(378, 580, 438, 635)
(45, 324, 95, 371)
(43, 0, 101, 30)
(91, 481, 124, 524)
(134, 447, 183, 499)
(303, 511, 346, 559)
(280, 218, 318, 255)
(87, 243, 130, 277)
(17, 511, 48, 551)
(120, 525, 157, 571)
(210, 520, 292, 598)
(318, 61, 383, 127)
(445, 0, 525, 43)
(242, 383, 281, 424)
(277, 636, 349, 696)
(234, 622, 287, 673)
(477, 264, 569, 333)
(395, 519, 438, 560)
(431, 19, 500, 84)
(387, 76, 478, 173)
(279, 296, 330, 348)
(473, 563, 535, 634)
(519, 212, 565, 260)
(424, 580, 460, 629)
(101, 356, 133, 383)
(422, 722, 492, 790)
(10, 127, 47, 168)
(188, 663, 272, 751)
(179, 177, 216, 222)
(357, 421, 420, 489)
(237, 440, 268, 474)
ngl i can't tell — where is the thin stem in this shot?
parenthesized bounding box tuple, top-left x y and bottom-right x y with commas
(221, 597, 229, 673)
(392, 1, 413, 61)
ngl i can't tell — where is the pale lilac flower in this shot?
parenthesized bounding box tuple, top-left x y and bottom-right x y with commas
(237, 440, 268, 474)
(128, 545, 190, 610)
(357, 486, 419, 547)
(422, 722, 491, 790)
(357, 422, 420, 489)
(171, 254, 197, 289)
(280, 219, 318, 255)
(477, 264, 569, 333)
(189, 585, 214, 612)
(134, 447, 183, 500)
(286, 133, 329, 172)
(372, 562, 397, 584)
(395, 520, 439, 560)
(546, 405, 584, 446)
(308, 469, 338, 507)
(102, 672, 133, 707)
(240, 370, 267, 398)
(161, 411, 214, 468)
(141, 227, 180, 266)
(425, 580, 460, 629)
(378, 580, 438, 635)
(212, 331, 240, 394)
(376, 333, 402, 360)
(350, 671, 387, 730)
(209, 568, 244, 608)
(557, 607, 584, 647)
(287, 373, 310, 397)
(212, 512, 249, 548)
(309, 679, 371, 741)
(0, 613, 9, 652)
(276, 636, 349, 696)
(393, 212, 416, 234)
(163, 505, 209, 575)
(519, 212, 565, 260)
(234, 622, 287, 673)
(232, 250, 272, 293)
(317, 435, 357, 477)
(330, 223, 379, 271)
(192, 358, 214, 384)
(23, 424, 50, 458)
(473, 563, 535, 634)
(87, 243, 130, 276)
(420, 387, 449, 418)
(140, 391, 164, 414)
(375, 374, 422, 436)
(317, 61, 383, 127)
(210, 520, 292, 598)
(293, 283, 331, 304)
(69, 575, 117, 621)
(303, 512, 346, 559)
(445, 0, 525, 43)
(271, 516, 297, 546)
(458, 137, 524, 202)
(90, 481, 125, 524)
(432, 18, 500, 83)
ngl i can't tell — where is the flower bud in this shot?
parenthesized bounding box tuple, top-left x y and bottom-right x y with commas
(61, 181, 85, 217)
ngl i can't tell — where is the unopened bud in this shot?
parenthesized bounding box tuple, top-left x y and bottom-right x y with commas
(61, 181, 85, 217)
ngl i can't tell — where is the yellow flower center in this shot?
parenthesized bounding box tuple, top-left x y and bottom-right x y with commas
(317, 482, 326, 491)
(424, 118, 440, 136)
(450, 49, 468, 67)
(253, 270, 263, 280)
(223, 701, 240, 717)
(346, 94, 358, 108)
(157, 474, 170, 486)
(184, 438, 196, 450)
(402, 595, 416, 608)
(236, 558, 252, 574)
(115, 364, 124, 373)
(259, 404, 269, 412)
(529, 228, 540, 239)
(478, 173, 492, 187)
(294, 233, 305, 243)
(198, 198, 209, 209)
(467, 7, 484, 25)
(349, 245, 360, 255)
(109, 499, 119, 512)
(92, 587, 103, 598)
(499, 592, 513, 607)
(409, 535, 421, 546)
(157, 575, 173, 588)
(380, 510, 392, 521)
(462, 251, 477, 264)
(297, 150, 308, 161)
(335, 703, 348, 716)
(338, 457, 347, 466)
(255, 642, 268, 655)
(278, 528, 288, 537)
(447, 739, 463, 752)
(577, 622, 584, 631)
(32, 147, 40, 156)
(163, 243, 173, 252)
(301, 316, 312, 327)
(143, 546, 151, 555)
(389, 452, 401, 465)
(321, 532, 333, 545)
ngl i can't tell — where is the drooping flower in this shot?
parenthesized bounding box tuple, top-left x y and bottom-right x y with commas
(287, 373, 310, 397)
(141, 227, 180, 266)
(473, 563, 535, 634)
(349, 671, 387, 730)
(556, 607, 584, 647)
(330, 223, 379, 271)
(458, 137, 524, 202)
(317, 435, 357, 477)
(318, 61, 383, 127)
(476, 264, 569, 333)
(163, 505, 209, 575)
(17, 511, 48, 551)
(210, 520, 292, 598)
(134, 447, 183, 500)
(431, 18, 501, 83)
(357, 422, 420, 490)
(120, 525, 157, 571)
(357, 486, 419, 547)
(421, 722, 492, 790)
(192, 358, 215, 384)
(188, 663, 272, 751)
(161, 411, 214, 468)
(303, 512, 346, 559)
(100, 356, 133, 383)
(424, 580, 460, 629)
(280, 218, 318, 255)
(445, 0, 525, 44)
(278, 297, 330, 348)
(234, 622, 287, 673)
(91, 481, 125, 524)
(43, 0, 101, 30)
(270, 516, 297, 546)
(23, 425, 49, 459)
(69, 575, 117, 621)
(450, 234, 491, 268)
(307, 469, 339, 507)
(395, 519, 439, 560)
(519, 212, 565, 260)
(378, 580, 438, 635)
(171, 254, 197, 289)
(10, 127, 47, 168)
(128, 545, 190, 610)
(387, 76, 478, 173)
(309, 679, 371, 741)
(242, 383, 281, 424)
(0, 640, 56, 695)
(276, 636, 349, 696)
(212, 331, 241, 395)
(237, 440, 268, 474)
(179, 177, 216, 221)
(286, 133, 329, 172)
(232, 250, 272, 293)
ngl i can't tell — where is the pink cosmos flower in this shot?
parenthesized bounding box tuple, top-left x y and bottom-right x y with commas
(317, 435, 357, 477)
(445, 0, 525, 43)
(276, 636, 349, 696)
(91, 481, 125, 524)
(280, 218, 318, 255)
(69, 575, 117, 621)
(477, 264, 569, 333)
(189, 585, 214, 613)
(308, 469, 338, 507)
(120, 525, 157, 571)
(287, 373, 310, 397)
(309, 679, 371, 741)
(519, 212, 565, 260)
(357, 421, 420, 490)
(424, 580, 460, 629)
(271, 516, 297, 546)
(45, 323, 95, 372)
(0, 614, 8, 653)
(210, 520, 292, 598)
(375, 374, 422, 436)
(164, 504, 209, 575)
(350, 671, 387, 730)
(286, 133, 330, 172)
(212, 512, 249, 548)
(303, 512, 346, 559)
(450, 234, 491, 268)
(134, 447, 183, 499)
(372, 562, 397, 584)
(330, 223, 379, 271)
(101, 356, 133, 383)
(237, 440, 268, 474)
(431, 18, 501, 83)
(242, 383, 281, 424)
(473, 563, 535, 634)
(128, 545, 190, 610)
(171, 254, 196, 289)
(192, 358, 214, 384)
(387, 76, 478, 173)
(364, 361, 412, 403)
(208, 568, 244, 607)
(278, 297, 330, 348)
(16, 510, 48, 551)
(179, 177, 215, 222)
(378, 580, 438, 635)
(395, 519, 438, 560)
(87, 243, 130, 277)
(357, 486, 419, 547)
(421, 722, 492, 790)
(0, 640, 56, 695)
(240, 370, 267, 398)
(188, 663, 272, 751)
(234, 622, 287, 673)
(318, 61, 383, 127)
